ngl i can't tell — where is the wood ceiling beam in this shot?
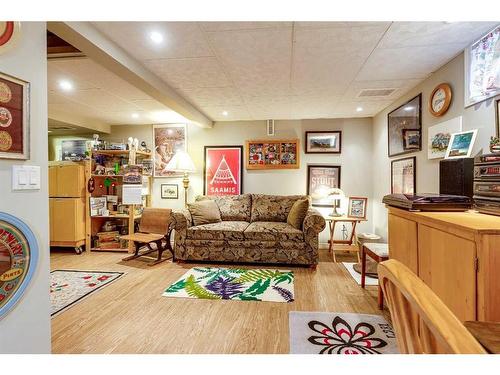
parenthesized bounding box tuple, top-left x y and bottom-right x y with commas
(47, 21, 213, 128)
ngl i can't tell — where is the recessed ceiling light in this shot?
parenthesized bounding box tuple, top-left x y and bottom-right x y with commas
(131, 113, 139, 119)
(222, 111, 229, 116)
(149, 31, 164, 44)
(58, 80, 73, 91)
(404, 106, 414, 111)
(356, 107, 363, 112)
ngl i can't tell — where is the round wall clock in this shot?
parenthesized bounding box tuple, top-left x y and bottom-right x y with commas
(0, 212, 39, 319)
(429, 83, 452, 117)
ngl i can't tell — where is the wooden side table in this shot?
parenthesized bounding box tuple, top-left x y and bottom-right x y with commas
(325, 216, 366, 262)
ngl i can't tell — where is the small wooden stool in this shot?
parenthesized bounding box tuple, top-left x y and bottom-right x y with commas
(361, 242, 389, 310)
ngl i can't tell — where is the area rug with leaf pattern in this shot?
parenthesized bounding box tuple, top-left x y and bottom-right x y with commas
(289, 311, 398, 354)
(50, 269, 124, 317)
(162, 267, 294, 302)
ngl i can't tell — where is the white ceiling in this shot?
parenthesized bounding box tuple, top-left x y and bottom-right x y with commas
(50, 22, 499, 124)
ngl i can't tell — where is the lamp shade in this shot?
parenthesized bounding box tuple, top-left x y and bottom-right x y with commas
(165, 151, 196, 173)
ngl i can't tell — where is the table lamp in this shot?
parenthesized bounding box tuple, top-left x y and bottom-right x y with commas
(312, 187, 345, 217)
(165, 151, 196, 207)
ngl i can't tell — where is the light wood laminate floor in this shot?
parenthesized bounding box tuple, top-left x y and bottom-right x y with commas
(50, 250, 389, 354)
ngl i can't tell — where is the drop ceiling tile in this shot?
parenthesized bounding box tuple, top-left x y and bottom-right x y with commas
(207, 28, 293, 97)
(145, 57, 231, 89)
(342, 79, 423, 102)
(295, 22, 392, 29)
(355, 43, 465, 81)
(379, 22, 500, 48)
(335, 100, 394, 116)
(92, 22, 214, 60)
(67, 88, 141, 112)
(200, 105, 252, 121)
(198, 22, 292, 32)
(178, 86, 243, 107)
(47, 63, 98, 92)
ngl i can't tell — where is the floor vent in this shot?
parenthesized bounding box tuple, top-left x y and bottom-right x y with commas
(357, 88, 397, 98)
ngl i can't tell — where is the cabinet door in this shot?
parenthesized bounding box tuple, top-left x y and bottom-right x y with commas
(56, 164, 85, 197)
(418, 224, 476, 321)
(49, 166, 58, 197)
(388, 213, 418, 274)
(50, 198, 85, 242)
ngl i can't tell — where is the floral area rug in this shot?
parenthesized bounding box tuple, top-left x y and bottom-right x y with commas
(289, 311, 398, 354)
(50, 270, 124, 317)
(163, 267, 294, 302)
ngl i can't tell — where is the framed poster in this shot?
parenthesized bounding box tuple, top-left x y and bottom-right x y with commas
(391, 157, 416, 195)
(153, 124, 186, 177)
(306, 165, 341, 207)
(464, 25, 500, 107)
(305, 131, 341, 153)
(204, 145, 243, 196)
(246, 139, 300, 170)
(387, 94, 422, 157)
(0, 71, 29, 160)
(445, 129, 478, 159)
(161, 184, 179, 199)
(427, 116, 462, 159)
(0, 212, 39, 319)
(347, 197, 368, 220)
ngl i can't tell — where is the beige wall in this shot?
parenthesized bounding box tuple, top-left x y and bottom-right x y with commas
(0, 22, 51, 353)
(106, 117, 374, 244)
(372, 52, 499, 239)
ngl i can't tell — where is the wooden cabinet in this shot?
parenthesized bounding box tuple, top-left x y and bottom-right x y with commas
(49, 162, 85, 198)
(388, 207, 500, 322)
(50, 197, 86, 243)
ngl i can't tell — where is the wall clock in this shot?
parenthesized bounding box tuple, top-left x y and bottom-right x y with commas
(0, 212, 39, 319)
(429, 83, 452, 117)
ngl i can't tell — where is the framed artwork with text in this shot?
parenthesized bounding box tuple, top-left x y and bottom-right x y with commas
(0, 72, 29, 160)
(204, 145, 243, 196)
(306, 165, 341, 207)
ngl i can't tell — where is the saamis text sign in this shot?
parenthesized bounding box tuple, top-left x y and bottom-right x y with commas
(0, 212, 39, 319)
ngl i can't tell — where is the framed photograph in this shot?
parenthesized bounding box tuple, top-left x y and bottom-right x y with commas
(161, 184, 178, 199)
(445, 129, 478, 159)
(347, 197, 368, 220)
(402, 129, 421, 150)
(306, 165, 341, 207)
(464, 25, 500, 107)
(305, 131, 341, 154)
(246, 139, 299, 170)
(153, 124, 186, 177)
(388, 94, 422, 157)
(204, 145, 243, 196)
(391, 157, 416, 195)
(0, 71, 30, 160)
(427, 116, 462, 159)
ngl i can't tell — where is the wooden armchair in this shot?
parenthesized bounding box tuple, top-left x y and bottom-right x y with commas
(121, 208, 173, 266)
(378, 259, 486, 354)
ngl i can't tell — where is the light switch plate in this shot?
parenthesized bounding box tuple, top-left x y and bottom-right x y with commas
(12, 165, 41, 190)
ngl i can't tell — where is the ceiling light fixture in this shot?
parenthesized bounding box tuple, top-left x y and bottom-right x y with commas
(149, 31, 164, 44)
(131, 113, 139, 119)
(58, 80, 73, 91)
(222, 111, 229, 116)
(356, 107, 363, 112)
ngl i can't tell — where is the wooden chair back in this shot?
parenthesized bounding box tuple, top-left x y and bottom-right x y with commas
(139, 208, 171, 235)
(378, 259, 486, 354)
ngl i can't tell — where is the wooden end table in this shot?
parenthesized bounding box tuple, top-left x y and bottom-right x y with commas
(325, 216, 366, 262)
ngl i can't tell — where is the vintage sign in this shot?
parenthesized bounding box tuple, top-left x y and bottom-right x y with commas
(204, 146, 243, 196)
(0, 72, 29, 160)
(0, 212, 39, 319)
(307, 165, 341, 207)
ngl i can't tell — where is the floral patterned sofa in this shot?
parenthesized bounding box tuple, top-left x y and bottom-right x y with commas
(172, 194, 326, 267)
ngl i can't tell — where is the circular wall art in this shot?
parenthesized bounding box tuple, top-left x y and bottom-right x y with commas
(0, 22, 21, 55)
(0, 107, 13, 127)
(0, 212, 39, 319)
(429, 83, 452, 117)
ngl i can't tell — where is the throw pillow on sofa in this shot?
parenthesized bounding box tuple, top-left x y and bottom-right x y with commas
(188, 200, 222, 226)
(287, 198, 310, 230)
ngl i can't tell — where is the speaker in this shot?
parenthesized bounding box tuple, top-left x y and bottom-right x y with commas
(439, 158, 474, 198)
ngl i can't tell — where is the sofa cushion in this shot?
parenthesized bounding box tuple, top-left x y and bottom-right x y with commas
(250, 194, 311, 222)
(187, 221, 250, 241)
(287, 198, 310, 230)
(196, 194, 252, 222)
(244, 221, 304, 241)
(188, 200, 222, 226)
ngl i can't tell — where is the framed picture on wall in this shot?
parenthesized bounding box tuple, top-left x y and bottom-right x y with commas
(387, 94, 422, 157)
(153, 124, 186, 177)
(246, 139, 300, 170)
(305, 131, 341, 153)
(347, 197, 368, 220)
(444, 129, 478, 159)
(204, 145, 243, 196)
(391, 157, 416, 194)
(161, 184, 178, 199)
(0, 71, 30, 160)
(427, 116, 462, 159)
(306, 165, 341, 207)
